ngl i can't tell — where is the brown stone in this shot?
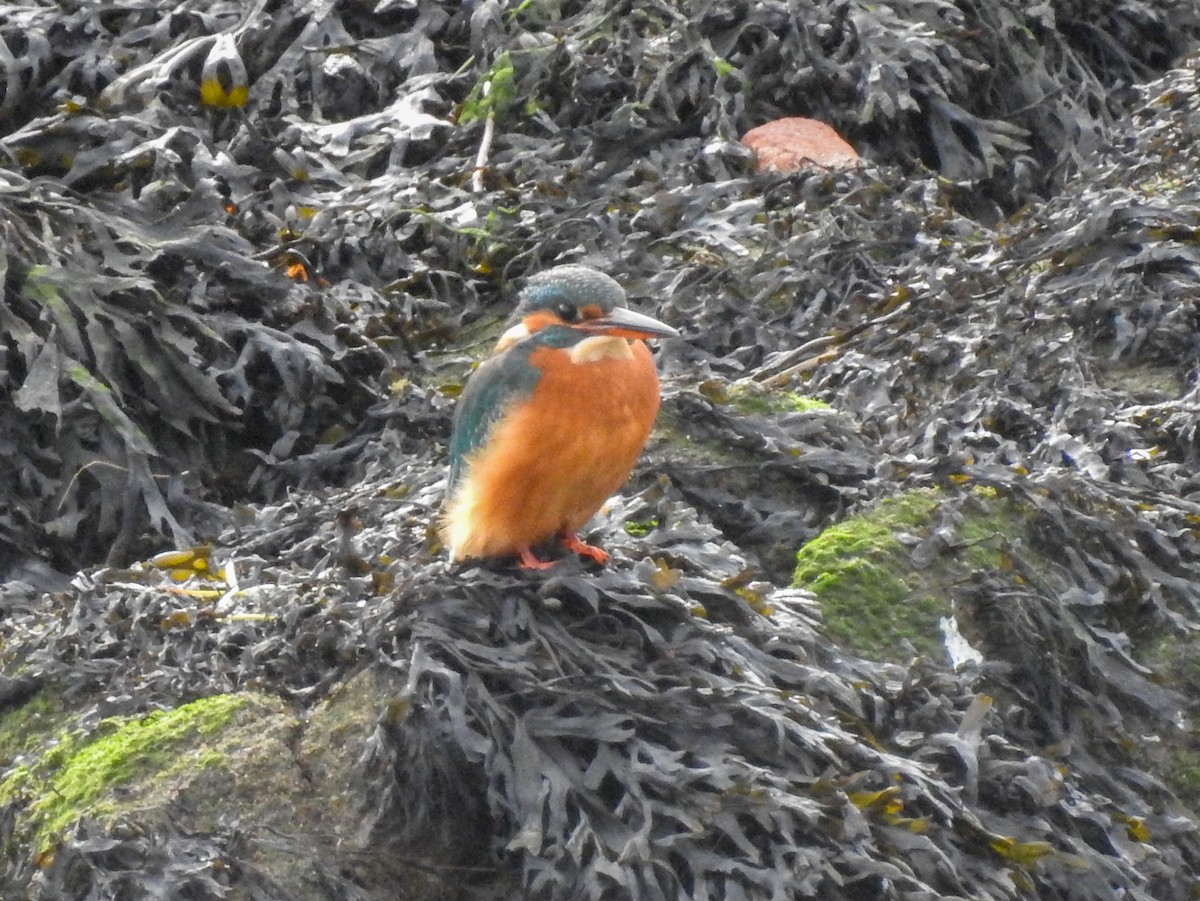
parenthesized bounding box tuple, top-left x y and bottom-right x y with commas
(741, 117, 860, 173)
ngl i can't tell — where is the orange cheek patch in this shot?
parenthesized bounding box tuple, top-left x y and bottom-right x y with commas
(522, 311, 562, 332)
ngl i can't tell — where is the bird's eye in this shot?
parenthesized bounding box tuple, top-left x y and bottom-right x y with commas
(555, 303, 579, 322)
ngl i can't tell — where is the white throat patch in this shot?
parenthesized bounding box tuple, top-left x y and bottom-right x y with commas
(568, 336, 635, 364)
(494, 322, 530, 353)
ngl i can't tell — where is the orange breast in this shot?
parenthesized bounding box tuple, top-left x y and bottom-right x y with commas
(442, 341, 660, 561)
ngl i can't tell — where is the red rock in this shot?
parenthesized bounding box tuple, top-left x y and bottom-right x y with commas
(741, 117, 860, 173)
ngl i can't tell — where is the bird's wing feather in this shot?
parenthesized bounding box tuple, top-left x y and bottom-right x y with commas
(446, 342, 543, 493)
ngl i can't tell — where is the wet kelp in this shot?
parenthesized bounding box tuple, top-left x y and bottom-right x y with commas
(3, 1, 1200, 899)
(3, 0, 1198, 577)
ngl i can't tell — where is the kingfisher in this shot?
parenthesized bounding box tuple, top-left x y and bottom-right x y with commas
(441, 265, 678, 570)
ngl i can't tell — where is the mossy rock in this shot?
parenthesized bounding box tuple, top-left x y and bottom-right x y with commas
(1131, 631, 1200, 809)
(0, 687, 73, 770)
(0, 692, 271, 857)
(697, 379, 833, 416)
(793, 486, 1031, 663)
(0, 675, 388, 898)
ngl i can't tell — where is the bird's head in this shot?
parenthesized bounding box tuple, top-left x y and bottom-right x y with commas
(495, 265, 679, 351)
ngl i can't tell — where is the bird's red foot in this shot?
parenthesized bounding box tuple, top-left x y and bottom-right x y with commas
(560, 533, 609, 566)
(516, 547, 557, 571)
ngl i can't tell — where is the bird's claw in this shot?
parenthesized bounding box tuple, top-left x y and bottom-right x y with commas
(517, 547, 557, 571)
(560, 533, 609, 566)
(515, 536, 607, 570)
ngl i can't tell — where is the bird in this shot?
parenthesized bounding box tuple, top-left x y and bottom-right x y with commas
(441, 265, 678, 570)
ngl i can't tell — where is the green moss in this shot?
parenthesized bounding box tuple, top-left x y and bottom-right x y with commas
(652, 417, 744, 467)
(958, 491, 1027, 571)
(699, 380, 832, 416)
(784, 394, 832, 413)
(743, 391, 831, 414)
(624, 518, 659, 537)
(792, 488, 1035, 662)
(794, 490, 945, 660)
(1099, 359, 1182, 398)
(0, 690, 70, 766)
(1, 694, 248, 852)
(1171, 757, 1200, 801)
(1132, 631, 1200, 807)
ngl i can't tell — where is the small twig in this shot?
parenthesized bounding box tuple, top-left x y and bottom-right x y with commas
(58, 460, 130, 511)
(471, 80, 494, 193)
(750, 298, 913, 389)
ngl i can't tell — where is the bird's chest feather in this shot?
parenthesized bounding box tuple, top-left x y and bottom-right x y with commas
(526, 340, 659, 437)
(473, 340, 659, 510)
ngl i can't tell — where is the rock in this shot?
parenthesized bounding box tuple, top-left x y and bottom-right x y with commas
(741, 117, 860, 172)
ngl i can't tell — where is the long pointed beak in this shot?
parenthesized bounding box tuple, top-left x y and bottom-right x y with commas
(586, 306, 680, 340)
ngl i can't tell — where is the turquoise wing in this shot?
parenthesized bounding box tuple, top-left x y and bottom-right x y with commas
(446, 325, 586, 494)
(446, 344, 541, 495)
